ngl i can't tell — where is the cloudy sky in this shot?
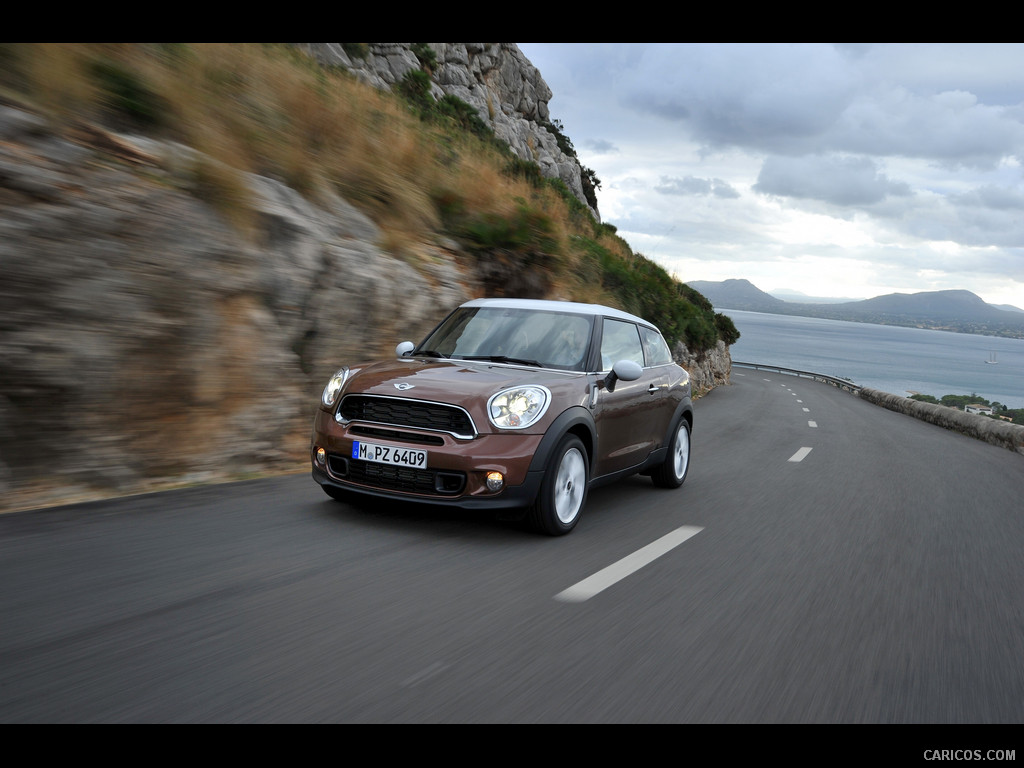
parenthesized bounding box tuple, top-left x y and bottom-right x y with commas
(516, 43, 1024, 307)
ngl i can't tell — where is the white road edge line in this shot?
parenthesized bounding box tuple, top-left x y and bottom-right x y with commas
(554, 525, 704, 603)
(789, 447, 813, 462)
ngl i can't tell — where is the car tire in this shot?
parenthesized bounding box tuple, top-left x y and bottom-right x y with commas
(651, 418, 691, 489)
(528, 434, 589, 535)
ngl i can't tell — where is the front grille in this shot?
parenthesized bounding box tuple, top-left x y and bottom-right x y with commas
(349, 425, 445, 446)
(328, 454, 465, 496)
(338, 395, 475, 437)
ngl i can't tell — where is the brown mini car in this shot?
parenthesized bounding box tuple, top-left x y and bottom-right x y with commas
(311, 298, 693, 535)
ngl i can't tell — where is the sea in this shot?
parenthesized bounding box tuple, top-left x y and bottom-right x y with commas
(723, 309, 1024, 410)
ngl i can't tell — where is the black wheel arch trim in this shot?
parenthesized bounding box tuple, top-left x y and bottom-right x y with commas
(661, 401, 694, 447)
(527, 406, 597, 475)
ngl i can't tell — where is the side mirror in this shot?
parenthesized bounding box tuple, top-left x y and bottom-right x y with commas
(604, 359, 642, 391)
(396, 341, 415, 357)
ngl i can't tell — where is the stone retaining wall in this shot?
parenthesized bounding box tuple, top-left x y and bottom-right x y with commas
(858, 387, 1024, 456)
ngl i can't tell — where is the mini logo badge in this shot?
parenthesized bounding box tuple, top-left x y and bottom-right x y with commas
(394, 382, 415, 391)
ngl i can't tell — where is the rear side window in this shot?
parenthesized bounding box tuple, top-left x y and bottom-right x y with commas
(600, 318, 644, 370)
(639, 325, 673, 366)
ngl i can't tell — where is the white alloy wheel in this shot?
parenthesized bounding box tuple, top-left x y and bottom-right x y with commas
(652, 419, 691, 489)
(554, 446, 587, 525)
(671, 421, 690, 481)
(529, 434, 589, 535)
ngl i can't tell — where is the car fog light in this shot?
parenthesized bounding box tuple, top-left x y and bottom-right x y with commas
(316, 447, 326, 465)
(486, 472, 505, 492)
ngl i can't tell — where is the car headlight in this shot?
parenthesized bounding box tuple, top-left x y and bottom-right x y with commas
(488, 385, 551, 430)
(321, 367, 350, 408)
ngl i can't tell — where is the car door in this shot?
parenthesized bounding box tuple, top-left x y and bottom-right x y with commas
(638, 323, 680, 431)
(591, 317, 667, 477)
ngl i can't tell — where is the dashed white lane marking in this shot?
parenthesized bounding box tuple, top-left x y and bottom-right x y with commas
(789, 447, 813, 462)
(554, 526, 704, 603)
(808, 420, 818, 428)
(802, 407, 810, 412)
(402, 661, 449, 687)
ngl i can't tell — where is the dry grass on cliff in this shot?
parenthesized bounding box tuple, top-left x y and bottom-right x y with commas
(1, 43, 578, 267)
(5, 43, 694, 334)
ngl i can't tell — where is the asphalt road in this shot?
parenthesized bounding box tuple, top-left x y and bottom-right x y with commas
(2, 373, 1023, 725)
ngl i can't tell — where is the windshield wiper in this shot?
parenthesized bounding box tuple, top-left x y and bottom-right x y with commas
(414, 349, 449, 358)
(462, 355, 542, 367)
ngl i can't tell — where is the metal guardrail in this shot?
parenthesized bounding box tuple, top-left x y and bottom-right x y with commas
(732, 361, 861, 394)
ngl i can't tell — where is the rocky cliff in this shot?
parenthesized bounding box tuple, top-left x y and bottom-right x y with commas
(0, 103, 477, 512)
(0, 44, 731, 513)
(294, 43, 599, 220)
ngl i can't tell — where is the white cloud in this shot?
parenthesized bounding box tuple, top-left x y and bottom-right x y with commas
(516, 43, 1024, 307)
(581, 138, 618, 154)
(753, 154, 912, 206)
(655, 176, 740, 199)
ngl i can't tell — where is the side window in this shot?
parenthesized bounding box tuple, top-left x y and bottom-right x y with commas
(640, 325, 673, 366)
(600, 319, 645, 370)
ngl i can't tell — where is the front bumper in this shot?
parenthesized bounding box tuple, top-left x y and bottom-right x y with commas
(310, 408, 546, 510)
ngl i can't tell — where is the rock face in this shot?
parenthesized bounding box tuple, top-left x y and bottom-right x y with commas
(0, 45, 733, 513)
(295, 43, 599, 220)
(0, 104, 479, 510)
(675, 340, 732, 397)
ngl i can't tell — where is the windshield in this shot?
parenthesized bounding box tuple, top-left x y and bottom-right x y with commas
(416, 307, 594, 372)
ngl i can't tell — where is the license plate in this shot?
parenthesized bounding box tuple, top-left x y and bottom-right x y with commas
(352, 441, 428, 469)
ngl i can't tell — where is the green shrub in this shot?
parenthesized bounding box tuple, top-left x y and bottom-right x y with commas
(545, 177, 593, 231)
(714, 313, 740, 345)
(396, 72, 495, 145)
(540, 119, 601, 211)
(504, 156, 545, 188)
(568, 236, 727, 353)
(436, 94, 492, 140)
(685, 316, 718, 351)
(411, 43, 437, 71)
(457, 204, 556, 256)
(940, 394, 984, 410)
(397, 69, 433, 111)
(341, 43, 369, 60)
(542, 118, 575, 157)
(90, 57, 167, 129)
(678, 283, 714, 313)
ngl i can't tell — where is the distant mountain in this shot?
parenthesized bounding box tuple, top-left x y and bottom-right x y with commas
(848, 289, 990, 317)
(768, 288, 865, 304)
(687, 280, 1024, 339)
(687, 279, 785, 312)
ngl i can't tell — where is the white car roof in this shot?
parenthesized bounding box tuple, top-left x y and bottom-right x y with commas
(460, 298, 655, 329)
